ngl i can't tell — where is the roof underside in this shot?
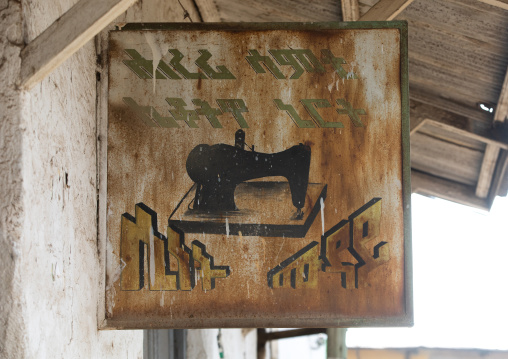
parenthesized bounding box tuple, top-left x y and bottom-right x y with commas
(212, 0, 508, 210)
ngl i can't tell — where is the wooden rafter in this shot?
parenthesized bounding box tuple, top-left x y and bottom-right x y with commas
(409, 100, 508, 149)
(359, 0, 415, 21)
(494, 66, 508, 124)
(488, 149, 508, 204)
(410, 88, 493, 124)
(20, 0, 136, 90)
(410, 97, 508, 201)
(475, 65, 508, 198)
(341, 0, 360, 21)
(412, 170, 489, 210)
(194, 0, 221, 22)
(476, 146, 501, 197)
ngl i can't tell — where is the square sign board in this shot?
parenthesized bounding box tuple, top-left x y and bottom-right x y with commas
(102, 22, 412, 328)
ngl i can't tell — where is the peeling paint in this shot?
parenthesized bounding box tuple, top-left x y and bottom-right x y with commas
(320, 197, 325, 236)
(144, 32, 169, 94)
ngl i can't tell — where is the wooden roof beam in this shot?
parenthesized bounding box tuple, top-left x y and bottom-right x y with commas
(410, 95, 506, 208)
(193, 0, 221, 22)
(20, 0, 136, 90)
(494, 66, 508, 124)
(411, 170, 489, 211)
(476, 145, 501, 197)
(359, 0, 416, 21)
(475, 64, 508, 198)
(409, 100, 508, 149)
(488, 149, 508, 203)
(476, 0, 508, 11)
(410, 87, 493, 124)
(341, 0, 360, 21)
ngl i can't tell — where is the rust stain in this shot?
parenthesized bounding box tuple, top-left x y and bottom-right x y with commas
(105, 25, 409, 328)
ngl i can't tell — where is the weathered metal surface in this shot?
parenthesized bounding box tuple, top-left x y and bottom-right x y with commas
(104, 22, 411, 328)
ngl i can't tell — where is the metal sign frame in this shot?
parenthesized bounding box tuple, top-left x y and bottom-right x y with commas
(98, 21, 412, 329)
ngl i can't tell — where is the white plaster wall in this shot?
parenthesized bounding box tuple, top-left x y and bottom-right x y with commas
(187, 329, 258, 359)
(20, 46, 144, 358)
(0, 0, 143, 357)
(0, 0, 27, 357)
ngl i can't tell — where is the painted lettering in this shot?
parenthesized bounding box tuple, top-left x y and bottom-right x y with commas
(245, 49, 285, 79)
(247, 49, 358, 79)
(268, 49, 325, 79)
(267, 242, 321, 289)
(275, 98, 365, 128)
(123, 97, 249, 129)
(122, 97, 179, 128)
(320, 49, 358, 79)
(123, 48, 235, 80)
(268, 198, 388, 290)
(216, 99, 249, 128)
(301, 99, 344, 128)
(120, 203, 230, 292)
(123, 49, 181, 79)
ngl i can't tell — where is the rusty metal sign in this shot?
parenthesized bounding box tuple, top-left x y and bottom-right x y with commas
(101, 22, 412, 328)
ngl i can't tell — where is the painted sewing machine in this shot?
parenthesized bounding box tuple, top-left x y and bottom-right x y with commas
(169, 130, 327, 238)
(186, 130, 311, 216)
